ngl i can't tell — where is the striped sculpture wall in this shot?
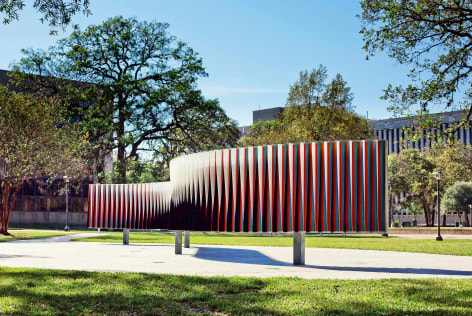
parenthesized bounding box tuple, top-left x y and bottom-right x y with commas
(88, 182, 171, 230)
(89, 140, 387, 233)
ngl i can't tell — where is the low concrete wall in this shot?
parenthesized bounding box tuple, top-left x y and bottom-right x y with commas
(393, 214, 470, 227)
(9, 211, 88, 228)
(390, 227, 472, 235)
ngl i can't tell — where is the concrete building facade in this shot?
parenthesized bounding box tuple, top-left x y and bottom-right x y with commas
(243, 107, 471, 154)
(373, 111, 472, 154)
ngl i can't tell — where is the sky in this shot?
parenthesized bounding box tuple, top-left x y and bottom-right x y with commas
(0, 0, 414, 126)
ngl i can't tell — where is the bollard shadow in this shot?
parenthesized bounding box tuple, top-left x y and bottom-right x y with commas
(193, 246, 472, 277)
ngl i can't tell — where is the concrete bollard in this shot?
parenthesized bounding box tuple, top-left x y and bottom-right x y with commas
(175, 230, 183, 254)
(293, 231, 305, 265)
(184, 230, 190, 248)
(123, 228, 129, 245)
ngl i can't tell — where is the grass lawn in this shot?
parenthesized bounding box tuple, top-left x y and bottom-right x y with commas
(0, 230, 76, 242)
(0, 267, 470, 315)
(72, 231, 472, 256)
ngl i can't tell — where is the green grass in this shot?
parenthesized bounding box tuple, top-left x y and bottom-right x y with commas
(0, 230, 76, 242)
(0, 267, 470, 315)
(73, 231, 472, 256)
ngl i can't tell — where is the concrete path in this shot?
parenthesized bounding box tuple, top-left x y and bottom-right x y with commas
(0, 233, 471, 279)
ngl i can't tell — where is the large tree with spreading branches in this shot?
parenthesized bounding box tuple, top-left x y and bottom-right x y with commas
(11, 16, 239, 183)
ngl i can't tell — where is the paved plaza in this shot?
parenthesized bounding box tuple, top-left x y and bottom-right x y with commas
(0, 233, 471, 279)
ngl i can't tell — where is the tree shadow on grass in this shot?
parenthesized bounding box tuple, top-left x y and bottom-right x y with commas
(0, 268, 471, 315)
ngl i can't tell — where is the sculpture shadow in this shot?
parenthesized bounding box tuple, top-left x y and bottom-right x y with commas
(193, 246, 292, 267)
(193, 246, 472, 276)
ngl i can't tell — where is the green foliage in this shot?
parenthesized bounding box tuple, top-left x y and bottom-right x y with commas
(12, 16, 239, 183)
(441, 182, 472, 226)
(398, 110, 463, 150)
(429, 142, 472, 188)
(388, 143, 472, 224)
(0, 86, 88, 234)
(287, 65, 353, 110)
(104, 159, 168, 184)
(0, 86, 88, 180)
(359, 1, 472, 133)
(360, 1, 472, 111)
(240, 66, 372, 146)
(0, 0, 91, 34)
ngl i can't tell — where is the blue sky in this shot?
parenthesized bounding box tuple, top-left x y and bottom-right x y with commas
(0, 0, 413, 126)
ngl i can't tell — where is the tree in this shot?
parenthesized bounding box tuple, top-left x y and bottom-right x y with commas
(286, 65, 354, 110)
(388, 149, 436, 226)
(441, 181, 472, 226)
(12, 16, 239, 183)
(106, 95, 240, 183)
(240, 66, 372, 146)
(428, 142, 472, 225)
(359, 1, 472, 125)
(0, 86, 88, 235)
(286, 66, 328, 108)
(429, 142, 472, 188)
(0, 0, 91, 34)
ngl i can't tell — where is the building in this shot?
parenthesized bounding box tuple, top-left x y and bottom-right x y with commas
(242, 106, 472, 154)
(373, 111, 471, 154)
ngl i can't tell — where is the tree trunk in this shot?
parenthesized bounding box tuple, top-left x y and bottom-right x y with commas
(442, 214, 447, 227)
(0, 181, 17, 236)
(116, 101, 127, 184)
(464, 211, 470, 227)
(431, 209, 435, 227)
(116, 142, 126, 184)
(422, 203, 430, 227)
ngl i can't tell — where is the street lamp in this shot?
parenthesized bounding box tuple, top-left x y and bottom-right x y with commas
(63, 176, 70, 232)
(433, 171, 444, 241)
(469, 205, 472, 228)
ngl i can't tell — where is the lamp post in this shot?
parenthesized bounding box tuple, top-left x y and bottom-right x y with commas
(64, 176, 70, 232)
(389, 176, 393, 228)
(469, 205, 472, 227)
(433, 171, 443, 241)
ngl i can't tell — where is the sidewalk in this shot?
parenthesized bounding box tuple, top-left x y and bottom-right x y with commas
(0, 233, 471, 279)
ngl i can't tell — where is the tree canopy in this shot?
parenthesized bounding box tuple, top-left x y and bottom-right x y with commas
(240, 66, 372, 146)
(359, 1, 472, 122)
(0, 86, 88, 234)
(0, 0, 91, 34)
(441, 181, 472, 226)
(388, 149, 436, 225)
(429, 142, 472, 188)
(12, 16, 239, 183)
(388, 142, 472, 226)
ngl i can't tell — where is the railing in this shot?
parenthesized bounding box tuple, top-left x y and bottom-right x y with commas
(10, 196, 88, 212)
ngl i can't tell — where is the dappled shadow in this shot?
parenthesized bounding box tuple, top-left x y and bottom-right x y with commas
(0, 268, 471, 315)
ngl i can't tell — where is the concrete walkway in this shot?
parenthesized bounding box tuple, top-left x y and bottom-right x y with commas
(0, 233, 471, 279)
